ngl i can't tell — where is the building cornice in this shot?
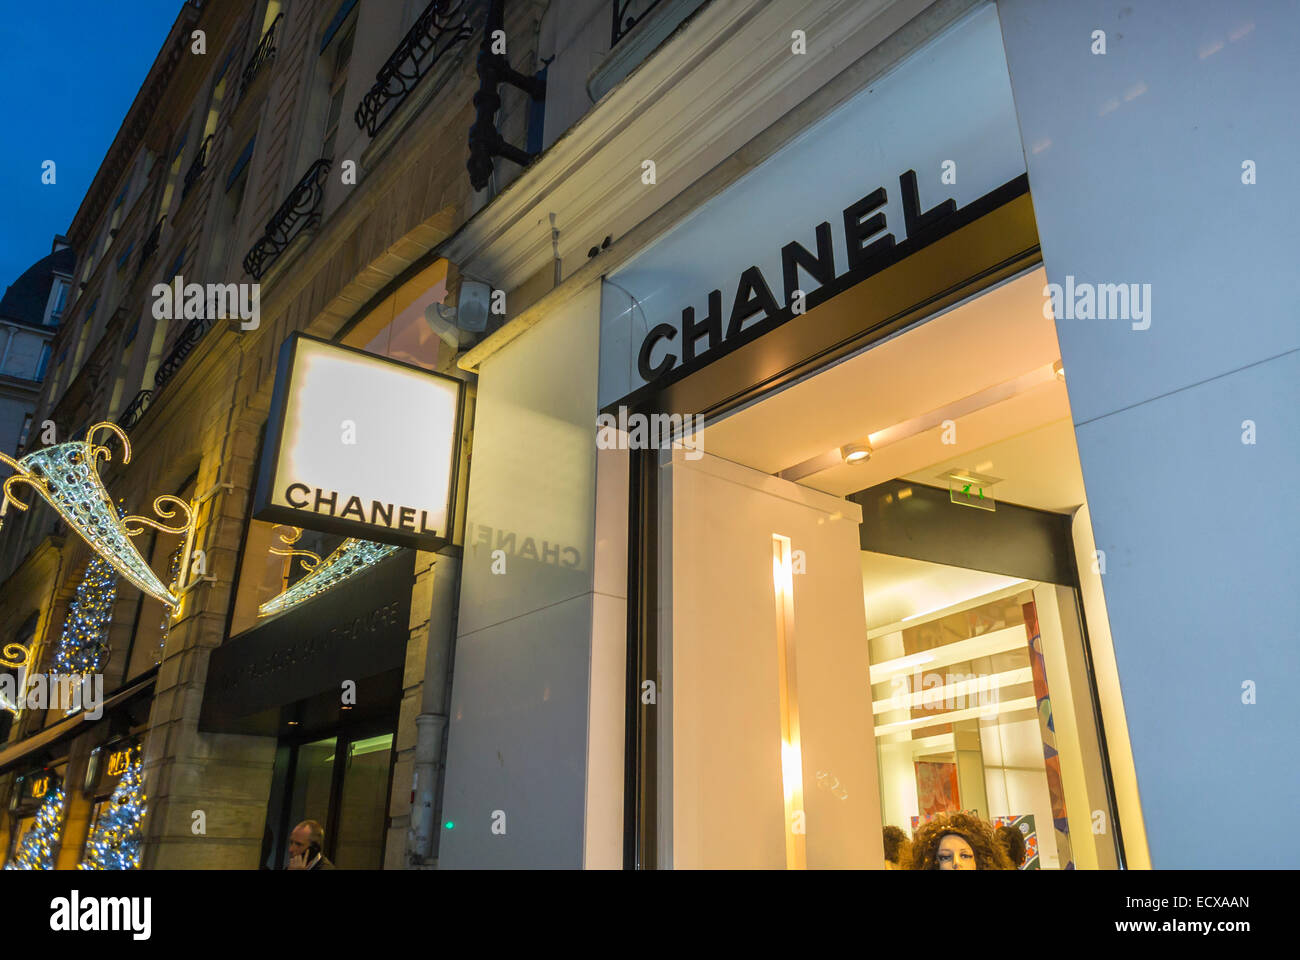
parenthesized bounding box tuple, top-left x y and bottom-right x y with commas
(67, 3, 204, 250)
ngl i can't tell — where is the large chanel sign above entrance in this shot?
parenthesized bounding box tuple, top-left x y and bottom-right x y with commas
(253, 334, 465, 549)
(599, 5, 1027, 409)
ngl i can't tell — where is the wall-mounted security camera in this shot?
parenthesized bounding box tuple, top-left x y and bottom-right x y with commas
(425, 278, 493, 351)
(455, 279, 491, 332)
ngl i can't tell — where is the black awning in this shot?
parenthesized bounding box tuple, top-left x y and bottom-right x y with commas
(200, 551, 414, 733)
(0, 666, 157, 775)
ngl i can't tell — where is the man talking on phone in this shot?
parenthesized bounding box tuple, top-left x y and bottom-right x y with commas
(286, 820, 336, 870)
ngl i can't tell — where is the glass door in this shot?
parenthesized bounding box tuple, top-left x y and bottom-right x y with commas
(333, 734, 395, 869)
(272, 727, 396, 869)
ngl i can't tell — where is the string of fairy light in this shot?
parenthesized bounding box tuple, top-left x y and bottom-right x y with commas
(4, 784, 66, 870)
(80, 745, 146, 870)
(159, 546, 182, 658)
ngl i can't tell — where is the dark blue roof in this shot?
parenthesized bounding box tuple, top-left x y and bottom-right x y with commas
(0, 245, 76, 327)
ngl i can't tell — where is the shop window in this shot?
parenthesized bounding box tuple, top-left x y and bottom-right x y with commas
(6, 763, 68, 868)
(337, 257, 449, 371)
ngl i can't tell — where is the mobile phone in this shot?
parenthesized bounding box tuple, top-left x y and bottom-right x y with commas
(306, 842, 322, 865)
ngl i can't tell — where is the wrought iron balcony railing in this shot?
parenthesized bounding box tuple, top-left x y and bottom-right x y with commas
(116, 388, 154, 432)
(242, 158, 331, 280)
(135, 216, 165, 279)
(239, 13, 282, 101)
(116, 313, 216, 432)
(181, 134, 214, 200)
(355, 0, 478, 138)
(612, 0, 665, 47)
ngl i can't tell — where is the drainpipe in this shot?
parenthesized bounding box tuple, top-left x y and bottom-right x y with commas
(407, 549, 460, 868)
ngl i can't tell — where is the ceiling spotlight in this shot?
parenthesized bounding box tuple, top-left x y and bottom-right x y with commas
(841, 442, 872, 464)
(1053, 359, 1065, 381)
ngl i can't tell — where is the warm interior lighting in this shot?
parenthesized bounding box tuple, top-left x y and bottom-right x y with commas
(869, 625, 1027, 684)
(771, 534, 806, 870)
(871, 666, 1033, 714)
(1053, 358, 1065, 381)
(872, 695, 1039, 737)
(900, 580, 1027, 622)
(840, 442, 872, 464)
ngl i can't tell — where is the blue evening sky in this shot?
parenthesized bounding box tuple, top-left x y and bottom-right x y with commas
(0, 1, 183, 287)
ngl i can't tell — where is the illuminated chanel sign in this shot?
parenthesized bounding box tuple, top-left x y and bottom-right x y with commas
(253, 335, 465, 548)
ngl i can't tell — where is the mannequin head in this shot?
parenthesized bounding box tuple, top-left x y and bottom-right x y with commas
(906, 811, 1013, 870)
(936, 832, 977, 869)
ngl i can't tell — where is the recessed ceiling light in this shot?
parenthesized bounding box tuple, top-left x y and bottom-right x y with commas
(841, 442, 872, 464)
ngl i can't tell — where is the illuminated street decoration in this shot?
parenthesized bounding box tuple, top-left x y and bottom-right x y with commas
(0, 422, 195, 608)
(258, 533, 399, 618)
(0, 640, 30, 669)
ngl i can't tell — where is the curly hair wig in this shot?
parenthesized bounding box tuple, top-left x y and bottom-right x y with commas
(996, 823, 1027, 868)
(905, 812, 1014, 870)
(882, 825, 909, 863)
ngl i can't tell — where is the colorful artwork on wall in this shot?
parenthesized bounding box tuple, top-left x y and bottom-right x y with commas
(914, 760, 960, 817)
(992, 813, 1040, 870)
(1023, 600, 1074, 869)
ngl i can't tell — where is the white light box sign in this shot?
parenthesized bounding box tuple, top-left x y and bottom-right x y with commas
(254, 334, 464, 548)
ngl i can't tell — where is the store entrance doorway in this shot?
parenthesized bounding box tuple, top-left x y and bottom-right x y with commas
(650, 267, 1142, 868)
(264, 718, 396, 870)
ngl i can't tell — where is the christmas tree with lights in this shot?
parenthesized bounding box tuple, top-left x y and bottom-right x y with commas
(80, 746, 146, 870)
(4, 784, 66, 870)
(52, 555, 119, 678)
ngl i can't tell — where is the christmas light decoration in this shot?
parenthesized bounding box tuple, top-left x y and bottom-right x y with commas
(258, 534, 398, 617)
(0, 640, 30, 669)
(52, 556, 119, 680)
(0, 422, 195, 607)
(157, 547, 183, 662)
(80, 745, 146, 871)
(5, 783, 66, 870)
